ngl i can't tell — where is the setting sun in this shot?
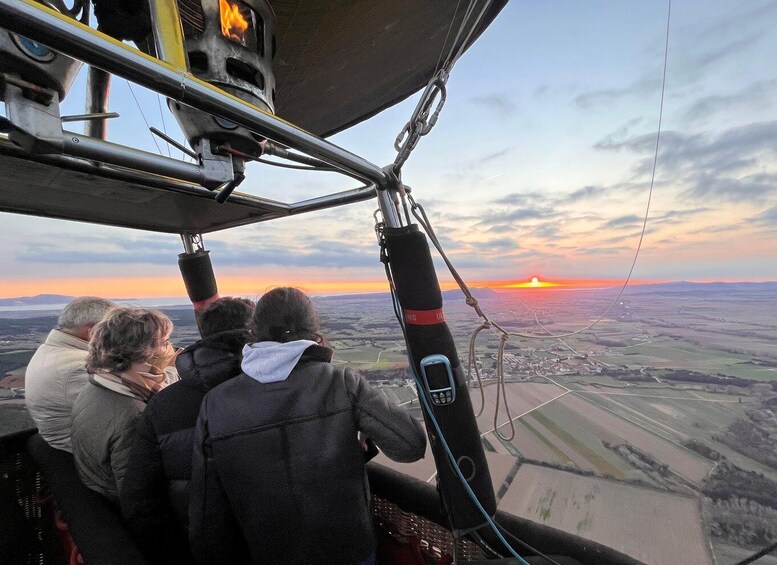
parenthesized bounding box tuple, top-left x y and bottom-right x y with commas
(494, 275, 565, 288)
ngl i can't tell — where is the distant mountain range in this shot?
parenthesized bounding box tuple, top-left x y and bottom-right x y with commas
(315, 287, 499, 302)
(0, 294, 74, 306)
(0, 294, 143, 307)
(623, 281, 777, 295)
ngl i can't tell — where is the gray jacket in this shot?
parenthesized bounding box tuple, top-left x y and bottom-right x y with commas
(190, 343, 426, 565)
(71, 378, 146, 502)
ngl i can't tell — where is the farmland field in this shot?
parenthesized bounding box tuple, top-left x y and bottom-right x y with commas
(501, 464, 712, 565)
(472, 382, 564, 433)
(472, 382, 716, 484)
(556, 394, 712, 484)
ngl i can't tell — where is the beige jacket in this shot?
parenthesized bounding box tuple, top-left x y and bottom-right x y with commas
(25, 329, 90, 452)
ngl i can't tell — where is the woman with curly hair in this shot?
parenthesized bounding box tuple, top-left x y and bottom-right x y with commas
(71, 307, 179, 503)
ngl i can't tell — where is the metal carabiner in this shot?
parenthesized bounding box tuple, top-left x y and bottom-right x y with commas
(393, 70, 450, 173)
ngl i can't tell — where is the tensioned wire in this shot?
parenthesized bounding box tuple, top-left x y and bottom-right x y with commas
(125, 80, 164, 156)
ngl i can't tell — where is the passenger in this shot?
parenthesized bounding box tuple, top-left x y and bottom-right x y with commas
(71, 308, 178, 503)
(190, 287, 427, 565)
(120, 297, 254, 565)
(25, 296, 116, 452)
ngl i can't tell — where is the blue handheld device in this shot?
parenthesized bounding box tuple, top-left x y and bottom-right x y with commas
(419, 354, 456, 406)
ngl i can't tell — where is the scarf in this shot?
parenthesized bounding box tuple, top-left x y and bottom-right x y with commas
(92, 362, 168, 402)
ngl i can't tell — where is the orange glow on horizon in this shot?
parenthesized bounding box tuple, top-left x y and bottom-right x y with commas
(491, 278, 663, 290)
(0, 276, 395, 300)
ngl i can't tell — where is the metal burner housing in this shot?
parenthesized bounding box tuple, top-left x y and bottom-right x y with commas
(170, 0, 276, 156)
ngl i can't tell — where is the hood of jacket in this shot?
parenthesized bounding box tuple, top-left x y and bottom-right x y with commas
(175, 329, 248, 391)
(242, 340, 332, 383)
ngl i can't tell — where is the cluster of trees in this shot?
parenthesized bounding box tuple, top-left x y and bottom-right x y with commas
(520, 458, 603, 480)
(361, 368, 410, 382)
(715, 404, 777, 469)
(706, 496, 777, 546)
(681, 439, 725, 462)
(703, 462, 777, 511)
(0, 351, 35, 377)
(702, 461, 777, 546)
(614, 372, 653, 383)
(603, 442, 670, 477)
(660, 370, 756, 388)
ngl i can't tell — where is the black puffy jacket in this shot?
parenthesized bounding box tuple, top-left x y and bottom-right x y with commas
(189, 344, 427, 565)
(119, 329, 248, 565)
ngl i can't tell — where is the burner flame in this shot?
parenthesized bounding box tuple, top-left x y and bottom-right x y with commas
(220, 0, 250, 44)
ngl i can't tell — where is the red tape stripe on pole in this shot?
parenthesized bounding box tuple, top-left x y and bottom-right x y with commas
(404, 308, 445, 325)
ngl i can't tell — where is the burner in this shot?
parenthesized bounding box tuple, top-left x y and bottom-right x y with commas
(169, 0, 276, 156)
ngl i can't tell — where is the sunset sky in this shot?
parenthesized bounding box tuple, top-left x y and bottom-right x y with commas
(1, 1, 776, 298)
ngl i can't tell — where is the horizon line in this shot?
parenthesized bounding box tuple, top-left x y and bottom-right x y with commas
(1, 277, 775, 302)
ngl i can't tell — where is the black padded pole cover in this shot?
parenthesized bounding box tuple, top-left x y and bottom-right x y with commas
(178, 250, 219, 307)
(385, 225, 496, 533)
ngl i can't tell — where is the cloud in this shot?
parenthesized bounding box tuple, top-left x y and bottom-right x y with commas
(576, 246, 631, 256)
(691, 34, 761, 69)
(575, 77, 661, 110)
(683, 172, 777, 203)
(595, 121, 777, 203)
(681, 79, 777, 123)
(470, 93, 517, 119)
(486, 223, 517, 234)
(594, 130, 663, 153)
(602, 215, 643, 230)
(532, 85, 549, 99)
(18, 235, 181, 265)
(687, 225, 739, 235)
(481, 237, 519, 252)
(652, 208, 711, 225)
(493, 191, 550, 207)
(562, 185, 609, 204)
(442, 147, 513, 183)
(16, 232, 380, 270)
(574, 3, 774, 111)
(480, 148, 512, 164)
(750, 205, 777, 227)
(524, 221, 564, 241)
(591, 118, 646, 150)
(478, 207, 557, 226)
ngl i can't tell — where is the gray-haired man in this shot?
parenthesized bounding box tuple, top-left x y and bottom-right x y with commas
(25, 296, 116, 452)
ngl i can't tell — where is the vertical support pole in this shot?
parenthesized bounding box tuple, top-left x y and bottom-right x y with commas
(377, 187, 402, 229)
(148, 0, 187, 70)
(378, 183, 496, 534)
(85, 66, 111, 139)
(178, 234, 219, 336)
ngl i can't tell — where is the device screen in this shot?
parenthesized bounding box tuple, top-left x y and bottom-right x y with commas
(425, 361, 452, 391)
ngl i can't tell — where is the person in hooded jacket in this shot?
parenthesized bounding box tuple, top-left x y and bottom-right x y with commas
(119, 297, 254, 565)
(189, 287, 427, 565)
